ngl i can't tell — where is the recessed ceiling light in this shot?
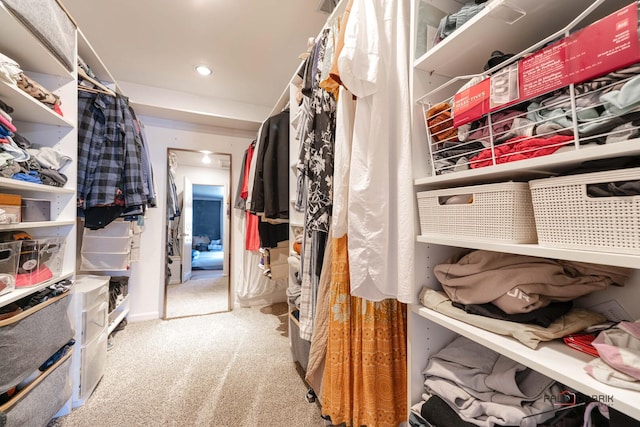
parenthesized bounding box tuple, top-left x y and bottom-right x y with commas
(195, 65, 213, 76)
(201, 153, 212, 164)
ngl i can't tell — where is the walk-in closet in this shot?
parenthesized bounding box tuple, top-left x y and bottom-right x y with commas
(1, 0, 639, 426)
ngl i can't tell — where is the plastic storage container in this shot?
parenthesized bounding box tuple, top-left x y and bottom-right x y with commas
(417, 181, 538, 243)
(72, 275, 109, 407)
(80, 251, 130, 271)
(530, 168, 640, 254)
(81, 236, 132, 253)
(80, 221, 132, 271)
(0, 205, 21, 224)
(76, 331, 107, 406)
(0, 241, 21, 296)
(82, 221, 131, 238)
(74, 276, 109, 345)
(14, 237, 65, 288)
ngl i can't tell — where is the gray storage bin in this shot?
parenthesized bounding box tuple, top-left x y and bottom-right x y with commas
(0, 0, 75, 71)
(0, 353, 72, 427)
(20, 199, 50, 222)
(0, 292, 73, 394)
(288, 306, 310, 372)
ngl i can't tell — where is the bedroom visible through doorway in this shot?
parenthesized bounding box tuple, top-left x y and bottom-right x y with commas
(191, 185, 224, 271)
(164, 148, 231, 319)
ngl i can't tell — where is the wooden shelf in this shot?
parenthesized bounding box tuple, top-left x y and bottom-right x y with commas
(411, 304, 640, 421)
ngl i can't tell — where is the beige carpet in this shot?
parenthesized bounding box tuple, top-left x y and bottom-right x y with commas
(50, 303, 326, 427)
(165, 270, 230, 318)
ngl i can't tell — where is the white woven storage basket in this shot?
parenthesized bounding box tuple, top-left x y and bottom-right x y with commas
(529, 168, 640, 254)
(417, 182, 537, 243)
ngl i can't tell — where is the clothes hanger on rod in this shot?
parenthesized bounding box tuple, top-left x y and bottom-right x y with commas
(77, 85, 115, 97)
(77, 67, 116, 96)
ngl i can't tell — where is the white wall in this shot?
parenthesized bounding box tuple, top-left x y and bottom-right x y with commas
(175, 165, 228, 195)
(125, 116, 254, 322)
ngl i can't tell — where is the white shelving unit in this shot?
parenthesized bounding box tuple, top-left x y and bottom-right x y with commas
(0, 1, 78, 422)
(0, 4, 78, 303)
(413, 0, 629, 77)
(0, 5, 72, 78)
(409, 0, 640, 423)
(411, 303, 640, 420)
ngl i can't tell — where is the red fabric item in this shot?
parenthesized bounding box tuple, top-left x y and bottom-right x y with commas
(53, 103, 64, 116)
(564, 332, 599, 357)
(245, 212, 260, 251)
(15, 266, 53, 287)
(241, 142, 260, 251)
(0, 114, 16, 133)
(240, 143, 254, 200)
(470, 135, 574, 168)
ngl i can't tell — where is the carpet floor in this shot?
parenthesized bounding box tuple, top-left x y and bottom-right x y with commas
(49, 303, 326, 427)
(165, 270, 229, 318)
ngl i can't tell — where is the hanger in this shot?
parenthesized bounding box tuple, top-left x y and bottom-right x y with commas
(77, 67, 116, 96)
(77, 85, 115, 97)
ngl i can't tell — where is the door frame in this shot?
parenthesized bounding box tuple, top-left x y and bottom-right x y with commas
(181, 175, 193, 283)
(162, 148, 233, 319)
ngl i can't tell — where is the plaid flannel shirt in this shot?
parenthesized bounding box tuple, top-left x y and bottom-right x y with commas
(77, 92, 145, 209)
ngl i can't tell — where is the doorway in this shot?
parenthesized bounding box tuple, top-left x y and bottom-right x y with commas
(164, 148, 231, 319)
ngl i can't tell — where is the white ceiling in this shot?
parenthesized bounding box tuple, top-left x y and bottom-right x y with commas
(61, 0, 332, 120)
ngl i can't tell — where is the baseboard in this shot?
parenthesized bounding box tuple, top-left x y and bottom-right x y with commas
(127, 311, 159, 322)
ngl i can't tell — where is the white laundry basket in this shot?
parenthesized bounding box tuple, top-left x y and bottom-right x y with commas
(529, 168, 640, 254)
(417, 181, 537, 243)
